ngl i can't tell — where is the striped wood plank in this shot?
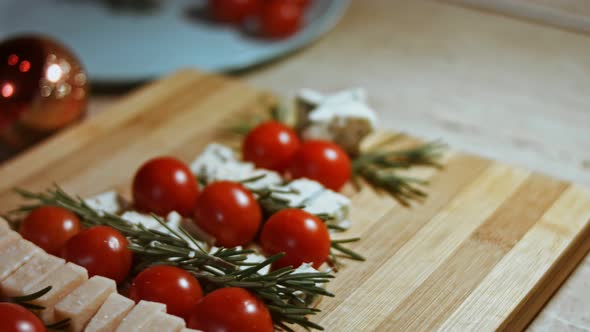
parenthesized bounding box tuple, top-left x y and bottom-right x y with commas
(0, 70, 589, 331)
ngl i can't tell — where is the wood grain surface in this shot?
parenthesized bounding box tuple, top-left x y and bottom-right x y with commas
(4, 69, 590, 331)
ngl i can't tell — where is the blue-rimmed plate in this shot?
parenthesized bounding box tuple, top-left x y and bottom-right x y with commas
(0, 0, 350, 83)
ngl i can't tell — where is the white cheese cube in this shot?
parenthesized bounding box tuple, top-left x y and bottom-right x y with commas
(1, 252, 65, 297)
(140, 312, 185, 332)
(84, 191, 124, 216)
(85, 292, 135, 332)
(55, 276, 117, 332)
(242, 252, 270, 275)
(121, 211, 163, 230)
(0, 239, 40, 281)
(115, 301, 166, 332)
(190, 143, 238, 180)
(269, 178, 325, 208)
(28, 263, 88, 323)
(303, 190, 351, 230)
(242, 169, 283, 191)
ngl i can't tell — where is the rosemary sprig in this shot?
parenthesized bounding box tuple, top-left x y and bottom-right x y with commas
(352, 141, 446, 206)
(8, 286, 72, 331)
(12, 186, 334, 331)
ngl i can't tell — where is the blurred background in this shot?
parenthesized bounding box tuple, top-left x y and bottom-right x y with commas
(1, 0, 590, 330)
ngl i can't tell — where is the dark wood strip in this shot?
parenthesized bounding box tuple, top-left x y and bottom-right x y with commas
(376, 173, 568, 331)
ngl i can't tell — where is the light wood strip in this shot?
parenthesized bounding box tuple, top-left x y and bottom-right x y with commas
(0, 70, 204, 191)
(313, 154, 490, 320)
(377, 173, 568, 331)
(320, 163, 530, 331)
(58, 77, 264, 198)
(439, 185, 590, 331)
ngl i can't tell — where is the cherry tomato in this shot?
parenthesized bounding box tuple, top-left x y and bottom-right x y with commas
(209, 0, 261, 23)
(242, 121, 301, 172)
(261, 0, 303, 38)
(260, 208, 330, 269)
(62, 226, 132, 284)
(0, 303, 46, 332)
(194, 181, 261, 247)
(19, 206, 81, 255)
(132, 157, 199, 217)
(289, 140, 351, 191)
(188, 287, 273, 332)
(129, 265, 203, 320)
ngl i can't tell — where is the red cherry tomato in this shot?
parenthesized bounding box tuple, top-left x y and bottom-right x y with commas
(194, 181, 261, 247)
(0, 303, 46, 332)
(129, 265, 203, 321)
(209, 0, 261, 23)
(242, 121, 301, 172)
(260, 208, 330, 269)
(188, 287, 273, 332)
(132, 157, 199, 217)
(290, 0, 310, 8)
(289, 140, 351, 191)
(62, 226, 132, 284)
(261, 0, 303, 38)
(19, 206, 80, 255)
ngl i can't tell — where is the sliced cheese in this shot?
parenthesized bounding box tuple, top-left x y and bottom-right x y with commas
(55, 276, 117, 332)
(139, 312, 185, 332)
(1, 252, 65, 297)
(115, 301, 166, 332)
(28, 262, 88, 323)
(0, 239, 40, 281)
(0, 230, 21, 252)
(85, 292, 135, 332)
(0, 217, 10, 234)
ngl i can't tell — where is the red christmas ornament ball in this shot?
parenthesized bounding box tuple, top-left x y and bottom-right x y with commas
(0, 35, 88, 148)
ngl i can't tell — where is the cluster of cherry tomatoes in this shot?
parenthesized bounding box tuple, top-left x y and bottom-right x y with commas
(7, 120, 351, 331)
(209, 0, 311, 38)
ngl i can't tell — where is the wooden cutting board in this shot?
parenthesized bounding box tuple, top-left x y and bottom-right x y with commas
(1, 69, 589, 331)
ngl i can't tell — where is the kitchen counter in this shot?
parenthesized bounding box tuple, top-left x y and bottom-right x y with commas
(89, 1, 590, 330)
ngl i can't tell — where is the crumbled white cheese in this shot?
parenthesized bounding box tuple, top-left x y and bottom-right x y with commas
(242, 252, 270, 275)
(84, 191, 123, 216)
(121, 211, 162, 230)
(268, 178, 351, 229)
(190, 143, 283, 190)
(292, 262, 320, 274)
(269, 178, 325, 208)
(303, 190, 351, 230)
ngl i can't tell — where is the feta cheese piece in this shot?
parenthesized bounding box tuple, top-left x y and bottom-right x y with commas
(0, 239, 40, 281)
(85, 292, 135, 332)
(55, 276, 117, 331)
(1, 252, 64, 297)
(121, 211, 163, 230)
(190, 143, 282, 190)
(84, 191, 124, 216)
(296, 88, 377, 155)
(140, 312, 185, 332)
(115, 301, 166, 332)
(303, 190, 352, 230)
(27, 263, 88, 323)
(189, 143, 238, 180)
(242, 251, 270, 275)
(269, 178, 325, 208)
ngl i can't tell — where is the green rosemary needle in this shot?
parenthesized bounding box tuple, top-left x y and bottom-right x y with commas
(12, 186, 334, 331)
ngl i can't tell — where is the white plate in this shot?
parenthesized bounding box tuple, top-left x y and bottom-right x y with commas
(0, 0, 350, 83)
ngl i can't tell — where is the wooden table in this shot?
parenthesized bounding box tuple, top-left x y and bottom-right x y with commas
(88, 1, 590, 330)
